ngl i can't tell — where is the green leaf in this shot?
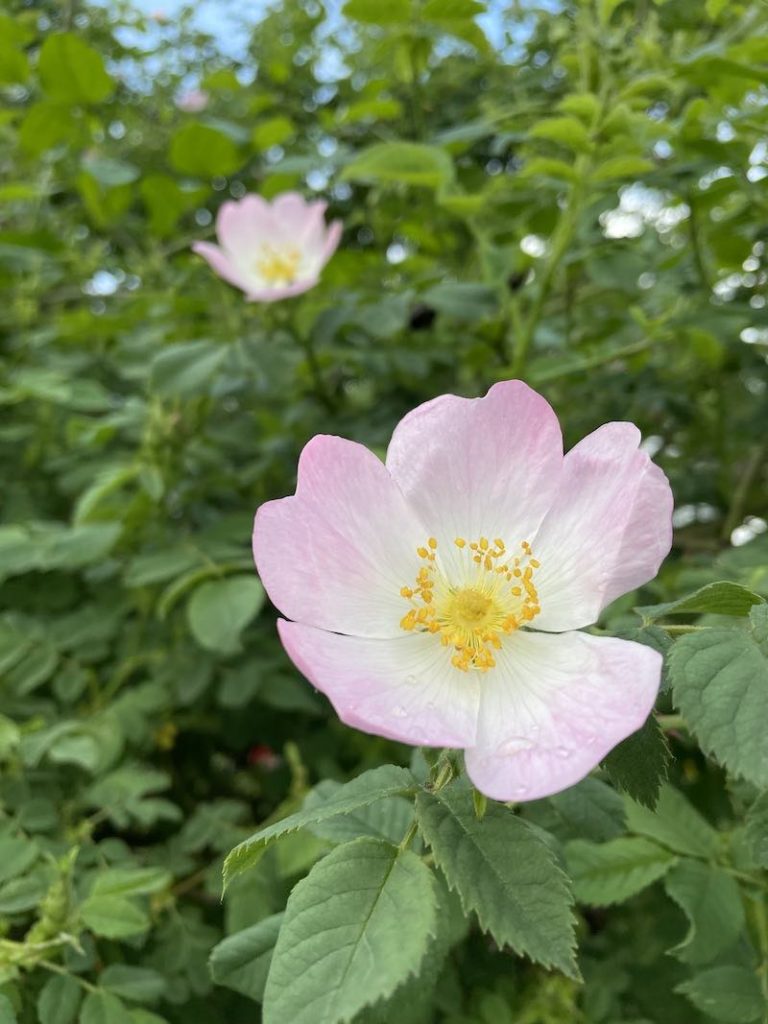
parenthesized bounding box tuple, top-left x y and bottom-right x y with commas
(664, 860, 745, 965)
(591, 156, 654, 182)
(529, 116, 591, 151)
(169, 122, 242, 177)
(744, 792, 768, 868)
(676, 966, 764, 1023)
(223, 765, 415, 887)
(263, 838, 436, 1024)
(186, 575, 265, 654)
(624, 785, 720, 859)
(99, 967, 166, 1005)
(342, 0, 411, 24)
(81, 156, 140, 187)
(79, 894, 149, 938)
(0, 835, 38, 883)
(209, 913, 283, 1002)
(545, 778, 626, 843)
(252, 116, 295, 150)
(518, 156, 579, 183)
(602, 714, 670, 808)
(637, 581, 765, 623)
(38, 33, 114, 104)
(79, 992, 133, 1024)
(420, 282, 497, 322)
(342, 142, 454, 189)
(149, 341, 228, 398)
(303, 780, 414, 845)
(566, 837, 677, 906)
(669, 607, 768, 787)
(37, 975, 82, 1024)
(0, 996, 16, 1024)
(415, 781, 577, 976)
(91, 867, 171, 898)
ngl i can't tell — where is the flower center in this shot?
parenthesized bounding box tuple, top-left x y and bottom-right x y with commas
(255, 245, 301, 286)
(399, 536, 541, 672)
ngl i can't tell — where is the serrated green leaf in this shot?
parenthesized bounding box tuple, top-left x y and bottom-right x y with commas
(303, 780, 414, 844)
(186, 575, 265, 654)
(224, 765, 415, 887)
(625, 785, 720, 859)
(603, 715, 670, 808)
(91, 867, 171, 898)
(0, 996, 15, 1024)
(539, 778, 626, 843)
(637, 581, 764, 622)
(518, 156, 579, 183)
(38, 33, 114, 105)
(669, 608, 768, 787)
(676, 966, 763, 1023)
(342, 142, 454, 189)
(37, 975, 82, 1024)
(415, 781, 577, 976)
(209, 913, 283, 1002)
(566, 837, 676, 906)
(263, 838, 436, 1024)
(744, 792, 768, 868)
(664, 860, 745, 965)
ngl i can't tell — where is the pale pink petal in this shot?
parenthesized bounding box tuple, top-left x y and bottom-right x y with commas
(253, 435, 429, 637)
(192, 241, 256, 294)
(216, 196, 272, 261)
(278, 620, 480, 747)
(385, 381, 563, 565)
(269, 192, 314, 240)
(245, 277, 319, 302)
(465, 631, 661, 802)
(531, 423, 673, 632)
(319, 219, 342, 266)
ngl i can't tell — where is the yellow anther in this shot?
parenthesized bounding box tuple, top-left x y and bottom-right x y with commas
(494, 538, 505, 549)
(428, 537, 437, 549)
(530, 558, 541, 568)
(417, 546, 428, 559)
(400, 586, 413, 598)
(479, 537, 489, 550)
(454, 537, 466, 548)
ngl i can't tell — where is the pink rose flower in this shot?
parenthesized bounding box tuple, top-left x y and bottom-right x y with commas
(253, 382, 673, 802)
(192, 192, 342, 303)
(175, 88, 209, 112)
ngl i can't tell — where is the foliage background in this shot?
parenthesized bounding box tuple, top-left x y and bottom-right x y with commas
(1, 0, 767, 1022)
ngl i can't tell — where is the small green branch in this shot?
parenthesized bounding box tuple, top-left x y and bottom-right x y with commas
(656, 714, 687, 732)
(657, 623, 712, 635)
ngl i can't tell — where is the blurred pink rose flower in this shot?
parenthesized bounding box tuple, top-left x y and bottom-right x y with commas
(192, 192, 342, 303)
(176, 88, 209, 112)
(253, 381, 674, 802)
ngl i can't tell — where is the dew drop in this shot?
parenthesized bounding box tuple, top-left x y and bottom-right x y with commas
(556, 746, 572, 759)
(584, 734, 596, 747)
(514, 784, 529, 797)
(393, 705, 408, 718)
(405, 674, 418, 685)
(500, 736, 534, 755)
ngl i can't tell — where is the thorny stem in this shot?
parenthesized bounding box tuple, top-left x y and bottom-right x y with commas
(657, 623, 712, 634)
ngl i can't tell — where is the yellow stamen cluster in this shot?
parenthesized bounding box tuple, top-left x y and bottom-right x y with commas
(399, 535, 541, 673)
(256, 245, 301, 286)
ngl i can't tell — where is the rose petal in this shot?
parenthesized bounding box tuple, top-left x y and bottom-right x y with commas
(531, 423, 673, 632)
(254, 435, 429, 637)
(245, 278, 318, 302)
(385, 381, 563, 564)
(192, 241, 256, 294)
(278, 619, 480, 747)
(465, 630, 661, 802)
(216, 196, 272, 261)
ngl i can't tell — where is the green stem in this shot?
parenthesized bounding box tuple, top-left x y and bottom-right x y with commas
(39, 959, 97, 992)
(297, 331, 335, 413)
(399, 820, 419, 852)
(528, 335, 664, 385)
(721, 442, 765, 541)
(656, 714, 686, 732)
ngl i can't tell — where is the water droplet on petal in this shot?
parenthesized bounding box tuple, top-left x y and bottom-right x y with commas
(500, 736, 534, 755)
(514, 784, 529, 797)
(393, 705, 408, 718)
(405, 674, 418, 685)
(556, 746, 572, 759)
(584, 734, 596, 747)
